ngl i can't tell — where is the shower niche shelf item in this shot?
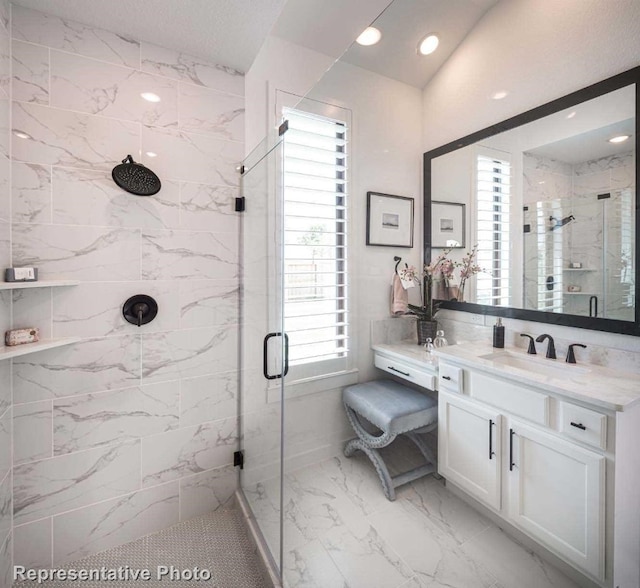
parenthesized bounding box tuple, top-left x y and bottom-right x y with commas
(0, 279, 80, 290)
(0, 337, 81, 360)
(562, 268, 596, 272)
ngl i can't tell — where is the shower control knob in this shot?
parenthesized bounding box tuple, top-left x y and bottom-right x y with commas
(123, 295, 158, 327)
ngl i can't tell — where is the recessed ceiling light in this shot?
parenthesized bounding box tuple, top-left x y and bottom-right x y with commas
(356, 27, 382, 46)
(491, 91, 508, 100)
(140, 92, 161, 103)
(12, 130, 31, 139)
(566, 111, 577, 119)
(608, 135, 630, 143)
(418, 34, 439, 56)
(145, 151, 158, 158)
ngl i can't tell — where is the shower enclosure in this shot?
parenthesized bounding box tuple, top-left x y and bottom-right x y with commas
(524, 188, 635, 321)
(238, 131, 287, 573)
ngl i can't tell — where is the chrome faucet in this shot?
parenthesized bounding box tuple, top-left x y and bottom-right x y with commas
(535, 334, 556, 359)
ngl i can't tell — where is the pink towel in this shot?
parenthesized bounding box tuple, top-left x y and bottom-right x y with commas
(390, 274, 408, 315)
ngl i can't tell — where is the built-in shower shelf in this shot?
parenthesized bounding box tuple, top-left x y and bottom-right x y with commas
(564, 292, 598, 296)
(0, 279, 79, 290)
(562, 269, 596, 272)
(0, 337, 81, 360)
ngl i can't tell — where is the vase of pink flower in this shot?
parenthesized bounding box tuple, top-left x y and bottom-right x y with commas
(400, 250, 454, 345)
(456, 244, 483, 302)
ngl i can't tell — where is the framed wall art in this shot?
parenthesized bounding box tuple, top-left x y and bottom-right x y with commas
(366, 192, 414, 247)
(431, 201, 465, 248)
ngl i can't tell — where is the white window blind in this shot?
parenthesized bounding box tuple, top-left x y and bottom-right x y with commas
(282, 108, 348, 369)
(476, 154, 511, 306)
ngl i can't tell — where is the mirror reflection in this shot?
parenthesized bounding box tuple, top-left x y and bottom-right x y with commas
(430, 85, 636, 322)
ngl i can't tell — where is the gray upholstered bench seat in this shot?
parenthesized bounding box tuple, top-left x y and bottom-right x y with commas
(343, 379, 438, 501)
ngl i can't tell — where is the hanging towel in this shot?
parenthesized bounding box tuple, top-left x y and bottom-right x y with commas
(390, 274, 408, 316)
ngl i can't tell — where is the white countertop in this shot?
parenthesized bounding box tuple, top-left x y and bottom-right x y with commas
(434, 342, 640, 413)
(372, 340, 438, 373)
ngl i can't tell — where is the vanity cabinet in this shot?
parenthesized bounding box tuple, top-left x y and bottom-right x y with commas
(507, 418, 605, 580)
(438, 363, 608, 583)
(438, 392, 502, 510)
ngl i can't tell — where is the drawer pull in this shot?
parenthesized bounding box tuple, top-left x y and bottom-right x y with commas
(388, 366, 410, 377)
(570, 421, 587, 431)
(442, 375, 452, 380)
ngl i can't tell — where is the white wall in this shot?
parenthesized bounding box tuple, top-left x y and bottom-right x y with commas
(422, 0, 640, 358)
(422, 0, 640, 152)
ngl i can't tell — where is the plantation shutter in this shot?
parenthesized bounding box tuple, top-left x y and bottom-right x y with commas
(476, 153, 511, 306)
(282, 108, 348, 369)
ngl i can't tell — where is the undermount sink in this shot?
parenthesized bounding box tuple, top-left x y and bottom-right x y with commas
(479, 350, 590, 377)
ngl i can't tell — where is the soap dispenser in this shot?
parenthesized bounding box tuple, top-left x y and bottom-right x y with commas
(493, 318, 505, 348)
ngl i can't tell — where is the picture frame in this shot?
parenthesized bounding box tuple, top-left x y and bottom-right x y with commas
(431, 201, 465, 248)
(366, 192, 414, 248)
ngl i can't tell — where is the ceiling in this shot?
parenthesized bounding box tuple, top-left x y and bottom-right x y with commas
(338, 0, 498, 88)
(528, 119, 635, 165)
(13, 0, 499, 85)
(13, 0, 288, 72)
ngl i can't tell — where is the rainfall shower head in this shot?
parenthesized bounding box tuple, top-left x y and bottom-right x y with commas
(112, 155, 161, 196)
(549, 215, 575, 231)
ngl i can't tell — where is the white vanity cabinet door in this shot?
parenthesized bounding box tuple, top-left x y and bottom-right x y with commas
(507, 418, 605, 581)
(439, 392, 502, 511)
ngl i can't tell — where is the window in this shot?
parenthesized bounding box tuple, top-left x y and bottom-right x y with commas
(475, 152, 511, 306)
(282, 108, 348, 377)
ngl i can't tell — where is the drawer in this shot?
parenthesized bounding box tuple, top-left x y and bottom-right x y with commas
(439, 362, 464, 394)
(559, 402, 607, 450)
(469, 371, 549, 426)
(374, 353, 436, 390)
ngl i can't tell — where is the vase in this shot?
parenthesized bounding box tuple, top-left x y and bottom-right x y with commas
(416, 319, 438, 346)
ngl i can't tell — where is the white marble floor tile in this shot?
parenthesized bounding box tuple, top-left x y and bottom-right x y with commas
(283, 539, 349, 588)
(461, 525, 581, 588)
(367, 500, 496, 588)
(318, 454, 393, 517)
(320, 523, 415, 588)
(403, 476, 492, 545)
(268, 451, 581, 588)
(285, 464, 371, 539)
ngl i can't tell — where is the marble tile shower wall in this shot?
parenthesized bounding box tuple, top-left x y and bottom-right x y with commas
(5, 4, 244, 574)
(0, 0, 10, 585)
(522, 152, 635, 319)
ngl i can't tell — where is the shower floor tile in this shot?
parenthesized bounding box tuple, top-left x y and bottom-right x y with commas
(13, 508, 271, 588)
(246, 436, 584, 588)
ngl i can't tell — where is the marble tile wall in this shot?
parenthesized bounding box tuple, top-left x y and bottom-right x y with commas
(522, 151, 636, 320)
(0, 0, 10, 585)
(4, 4, 244, 576)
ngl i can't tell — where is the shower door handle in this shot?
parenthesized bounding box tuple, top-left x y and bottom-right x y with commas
(589, 295, 598, 318)
(263, 332, 289, 380)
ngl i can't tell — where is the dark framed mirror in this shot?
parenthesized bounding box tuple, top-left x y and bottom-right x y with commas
(424, 67, 639, 336)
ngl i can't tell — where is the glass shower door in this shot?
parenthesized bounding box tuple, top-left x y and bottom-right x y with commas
(238, 135, 286, 577)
